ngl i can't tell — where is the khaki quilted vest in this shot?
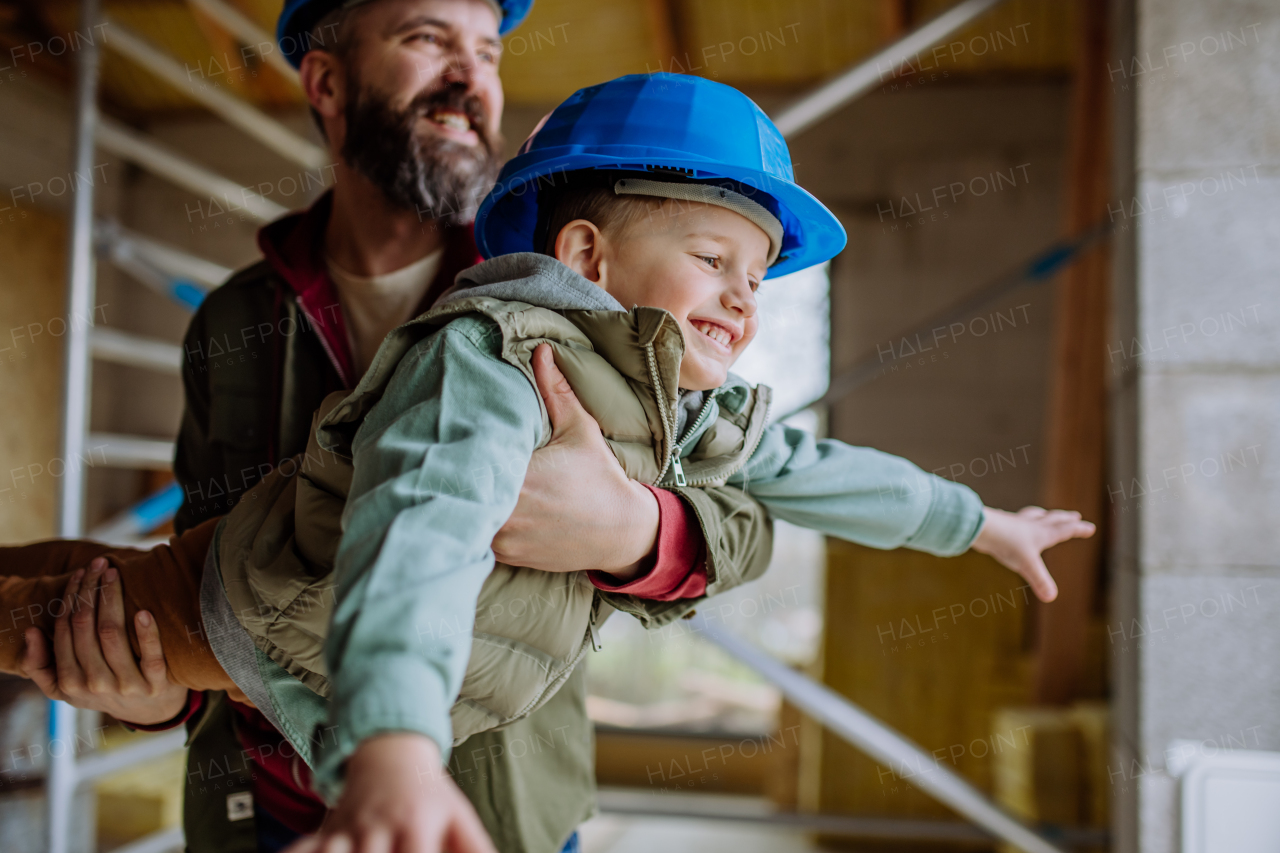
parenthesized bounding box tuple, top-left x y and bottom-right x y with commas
(216, 296, 770, 743)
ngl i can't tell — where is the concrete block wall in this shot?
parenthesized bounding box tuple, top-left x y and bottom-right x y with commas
(1114, 1, 1280, 850)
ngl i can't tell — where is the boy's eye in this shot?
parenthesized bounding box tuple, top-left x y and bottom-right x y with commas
(697, 255, 719, 268)
(748, 278, 760, 292)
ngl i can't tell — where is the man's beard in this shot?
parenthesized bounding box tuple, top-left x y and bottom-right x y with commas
(341, 80, 501, 225)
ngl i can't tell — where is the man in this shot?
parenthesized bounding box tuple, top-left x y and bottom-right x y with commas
(21, 1, 773, 851)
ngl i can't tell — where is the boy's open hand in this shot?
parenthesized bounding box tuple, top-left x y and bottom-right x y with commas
(285, 733, 495, 853)
(970, 506, 1096, 603)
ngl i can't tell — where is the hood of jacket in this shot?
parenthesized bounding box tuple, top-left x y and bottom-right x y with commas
(443, 253, 722, 435)
(440, 252, 625, 312)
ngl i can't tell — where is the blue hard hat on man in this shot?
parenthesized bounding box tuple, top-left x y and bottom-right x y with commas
(277, 0, 534, 68)
(475, 73, 847, 279)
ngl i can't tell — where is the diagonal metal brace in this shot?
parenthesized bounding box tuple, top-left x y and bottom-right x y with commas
(700, 622, 1069, 853)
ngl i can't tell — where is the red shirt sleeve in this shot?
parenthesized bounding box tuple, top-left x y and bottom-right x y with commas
(588, 485, 708, 601)
(124, 689, 204, 732)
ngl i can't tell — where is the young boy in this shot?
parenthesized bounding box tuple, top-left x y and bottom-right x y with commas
(0, 73, 1091, 822)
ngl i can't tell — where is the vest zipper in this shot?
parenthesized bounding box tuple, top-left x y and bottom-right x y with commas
(681, 392, 772, 488)
(666, 392, 719, 486)
(669, 454, 687, 487)
(644, 343, 680, 484)
(644, 333, 768, 489)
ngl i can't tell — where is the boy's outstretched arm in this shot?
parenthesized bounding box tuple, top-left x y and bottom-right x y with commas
(727, 423, 1095, 602)
(969, 506, 1096, 603)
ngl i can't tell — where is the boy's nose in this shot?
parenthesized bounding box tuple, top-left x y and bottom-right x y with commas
(724, 277, 758, 317)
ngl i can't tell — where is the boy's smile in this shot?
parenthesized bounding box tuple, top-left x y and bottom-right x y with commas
(556, 200, 770, 391)
(689, 317, 741, 349)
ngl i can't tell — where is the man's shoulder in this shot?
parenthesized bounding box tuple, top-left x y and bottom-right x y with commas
(191, 259, 281, 327)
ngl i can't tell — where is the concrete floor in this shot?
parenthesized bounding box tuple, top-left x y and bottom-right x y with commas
(581, 790, 826, 853)
(579, 813, 824, 853)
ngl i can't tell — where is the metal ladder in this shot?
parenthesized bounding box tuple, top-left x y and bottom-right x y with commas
(49, 0, 314, 850)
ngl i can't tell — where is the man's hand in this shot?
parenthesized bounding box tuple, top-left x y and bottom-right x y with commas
(493, 344, 658, 578)
(21, 557, 189, 726)
(285, 734, 495, 853)
(970, 506, 1097, 603)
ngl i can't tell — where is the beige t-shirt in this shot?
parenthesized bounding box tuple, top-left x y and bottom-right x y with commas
(326, 249, 443, 378)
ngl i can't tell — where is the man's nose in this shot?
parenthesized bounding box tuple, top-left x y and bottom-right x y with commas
(439, 44, 479, 89)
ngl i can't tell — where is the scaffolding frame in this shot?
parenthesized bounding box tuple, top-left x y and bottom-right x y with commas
(48, 0, 296, 850)
(44, 0, 1077, 851)
(48, 0, 102, 846)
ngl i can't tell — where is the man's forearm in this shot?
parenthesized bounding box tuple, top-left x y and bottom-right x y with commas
(125, 690, 204, 732)
(597, 485, 774, 629)
(595, 480, 661, 581)
(589, 486, 707, 600)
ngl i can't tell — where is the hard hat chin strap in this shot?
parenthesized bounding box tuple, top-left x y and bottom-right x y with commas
(613, 178, 783, 266)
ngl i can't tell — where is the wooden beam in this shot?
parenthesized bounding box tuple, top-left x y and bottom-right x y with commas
(879, 0, 911, 41)
(186, 2, 302, 107)
(1033, 0, 1111, 705)
(644, 0, 681, 73)
(0, 207, 66, 543)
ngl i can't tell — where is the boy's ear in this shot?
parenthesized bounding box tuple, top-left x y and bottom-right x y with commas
(554, 220, 606, 284)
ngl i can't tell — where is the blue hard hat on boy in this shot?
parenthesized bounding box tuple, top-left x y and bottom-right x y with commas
(276, 0, 534, 68)
(474, 73, 847, 279)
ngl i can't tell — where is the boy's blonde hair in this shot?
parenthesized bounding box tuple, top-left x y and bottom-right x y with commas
(538, 182, 662, 255)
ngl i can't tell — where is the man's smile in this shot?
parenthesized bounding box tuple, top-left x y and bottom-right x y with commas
(423, 107, 480, 144)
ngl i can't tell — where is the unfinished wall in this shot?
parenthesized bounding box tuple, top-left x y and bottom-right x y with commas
(793, 81, 1070, 510)
(777, 78, 1075, 831)
(0, 77, 73, 544)
(0, 208, 66, 543)
(0, 75, 125, 541)
(1115, 2, 1280, 852)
